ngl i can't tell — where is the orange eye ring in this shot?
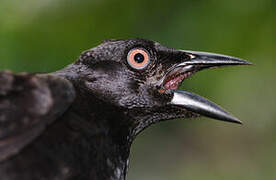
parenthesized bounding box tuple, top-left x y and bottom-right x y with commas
(127, 48, 150, 70)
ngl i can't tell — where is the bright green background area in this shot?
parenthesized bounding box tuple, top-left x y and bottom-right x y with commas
(0, 0, 275, 179)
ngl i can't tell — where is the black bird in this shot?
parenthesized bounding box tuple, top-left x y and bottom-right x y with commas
(0, 39, 251, 180)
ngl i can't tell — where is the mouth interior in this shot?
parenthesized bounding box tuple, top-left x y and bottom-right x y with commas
(163, 67, 196, 90)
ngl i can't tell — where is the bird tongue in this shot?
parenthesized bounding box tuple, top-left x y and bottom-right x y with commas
(163, 68, 195, 90)
(163, 74, 186, 90)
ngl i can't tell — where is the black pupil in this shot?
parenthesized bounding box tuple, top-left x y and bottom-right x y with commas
(134, 53, 145, 63)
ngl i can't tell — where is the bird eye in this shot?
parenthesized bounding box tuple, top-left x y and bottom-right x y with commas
(127, 48, 150, 70)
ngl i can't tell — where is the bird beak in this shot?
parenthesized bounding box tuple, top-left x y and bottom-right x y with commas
(165, 50, 252, 124)
(177, 50, 252, 67)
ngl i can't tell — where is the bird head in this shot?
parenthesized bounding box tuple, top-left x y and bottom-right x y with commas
(66, 39, 251, 137)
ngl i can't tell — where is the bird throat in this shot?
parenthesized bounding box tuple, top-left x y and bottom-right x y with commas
(62, 94, 133, 180)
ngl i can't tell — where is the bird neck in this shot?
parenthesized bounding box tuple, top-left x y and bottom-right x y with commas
(54, 64, 135, 179)
(63, 91, 133, 180)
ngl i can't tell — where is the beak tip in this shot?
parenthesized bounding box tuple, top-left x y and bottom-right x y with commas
(230, 118, 243, 125)
(210, 114, 243, 125)
(240, 60, 253, 66)
(215, 111, 243, 125)
(221, 114, 243, 125)
(226, 58, 252, 66)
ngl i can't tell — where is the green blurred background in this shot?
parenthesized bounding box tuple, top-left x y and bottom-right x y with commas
(0, 0, 275, 179)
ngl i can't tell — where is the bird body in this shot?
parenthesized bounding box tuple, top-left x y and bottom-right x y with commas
(0, 39, 251, 180)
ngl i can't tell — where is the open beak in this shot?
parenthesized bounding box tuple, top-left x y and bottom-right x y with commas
(163, 50, 252, 124)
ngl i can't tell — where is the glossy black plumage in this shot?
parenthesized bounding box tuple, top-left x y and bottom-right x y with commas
(0, 39, 251, 180)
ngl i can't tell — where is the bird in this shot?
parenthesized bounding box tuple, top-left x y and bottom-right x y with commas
(0, 38, 251, 180)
